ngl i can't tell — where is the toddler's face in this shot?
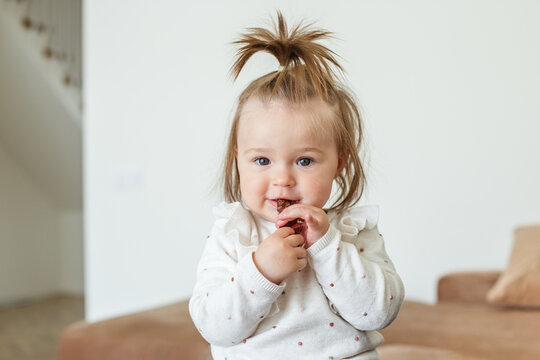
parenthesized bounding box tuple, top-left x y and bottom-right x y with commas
(236, 97, 342, 223)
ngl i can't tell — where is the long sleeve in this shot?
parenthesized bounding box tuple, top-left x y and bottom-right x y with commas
(188, 203, 285, 347)
(307, 206, 404, 331)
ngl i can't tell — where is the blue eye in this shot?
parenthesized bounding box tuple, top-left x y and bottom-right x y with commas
(255, 157, 270, 166)
(297, 158, 312, 167)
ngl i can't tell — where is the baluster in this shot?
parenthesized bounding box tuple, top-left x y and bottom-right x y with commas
(8, 0, 82, 94)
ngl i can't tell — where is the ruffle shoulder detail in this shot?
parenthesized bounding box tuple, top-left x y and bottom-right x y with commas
(211, 202, 255, 248)
(331, 205, 379, 240)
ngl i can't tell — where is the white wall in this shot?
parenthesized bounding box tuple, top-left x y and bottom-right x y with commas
(0, 142, 83, 306)
(0, 142, 59, 307)
(0, 2, 84, 304)
(58, 211, 84, 295)
(84, 0, 540, 321)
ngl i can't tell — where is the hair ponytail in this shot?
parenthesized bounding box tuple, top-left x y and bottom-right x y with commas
(230, 11, 343, 102)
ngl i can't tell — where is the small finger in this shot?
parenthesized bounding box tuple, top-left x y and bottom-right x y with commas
(287, 234, 305, 247)
(276, 219, 289, 228)
(297, 258, 307, 270)
(279, 206, 318, 227)
(277, 204, 303, 220)
(294, 246, 307, 258)
(275, 226, 295, 237)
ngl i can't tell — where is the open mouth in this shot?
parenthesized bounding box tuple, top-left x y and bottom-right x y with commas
(269, 199, 299, 208)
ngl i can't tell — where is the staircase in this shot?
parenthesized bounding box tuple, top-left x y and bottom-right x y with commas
(0, 0, 82, 208)
(4, 0, 82, 107)
(0, 0, 84, 307)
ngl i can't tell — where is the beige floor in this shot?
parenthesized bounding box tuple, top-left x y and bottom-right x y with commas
(0, 295, 84, 360)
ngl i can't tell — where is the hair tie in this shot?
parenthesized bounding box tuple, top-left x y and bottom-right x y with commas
(277, 65, 286, 72)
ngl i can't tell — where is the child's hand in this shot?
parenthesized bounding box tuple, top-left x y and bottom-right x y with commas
(275, 204, 329, 248)
(253, 227, 307, 285)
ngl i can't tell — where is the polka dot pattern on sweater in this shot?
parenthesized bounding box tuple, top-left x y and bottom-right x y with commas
(191, 204, 401, 358)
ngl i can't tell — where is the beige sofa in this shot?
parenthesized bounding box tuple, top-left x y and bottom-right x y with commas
(379, 271, 540, 359)
(59, 226, 540, 360)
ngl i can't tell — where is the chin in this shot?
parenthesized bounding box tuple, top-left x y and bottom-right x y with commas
(245, 203, 275, 223)
(261, 207, 278, 222)
(261, 211, 277, 223)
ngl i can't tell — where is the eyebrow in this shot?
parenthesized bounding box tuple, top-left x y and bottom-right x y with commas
(243, 147, 325, 155)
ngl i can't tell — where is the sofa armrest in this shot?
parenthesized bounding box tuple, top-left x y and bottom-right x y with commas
(437, 271, 501, 304)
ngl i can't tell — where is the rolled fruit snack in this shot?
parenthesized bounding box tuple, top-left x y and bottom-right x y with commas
(276, 199, 305, 234)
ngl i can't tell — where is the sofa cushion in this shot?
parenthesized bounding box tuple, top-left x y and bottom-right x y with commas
(379, 300, 540, 360)
(487, 225, 540, 307)
(58, 300, 210, 360)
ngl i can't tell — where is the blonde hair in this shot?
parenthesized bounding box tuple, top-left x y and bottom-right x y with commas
(222, 11, 366, 212)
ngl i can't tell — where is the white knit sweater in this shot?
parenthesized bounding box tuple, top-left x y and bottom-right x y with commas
(189, 202, 404, 360)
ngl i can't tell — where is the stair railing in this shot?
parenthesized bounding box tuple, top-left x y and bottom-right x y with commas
(6, 0, 82, 98)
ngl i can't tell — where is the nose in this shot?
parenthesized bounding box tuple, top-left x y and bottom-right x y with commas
(272, 165, 295, 187)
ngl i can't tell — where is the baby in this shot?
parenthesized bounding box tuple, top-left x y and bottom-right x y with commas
(189, 12, 404, 360)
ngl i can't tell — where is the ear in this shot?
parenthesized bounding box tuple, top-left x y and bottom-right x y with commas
(334, 155, 346, 179)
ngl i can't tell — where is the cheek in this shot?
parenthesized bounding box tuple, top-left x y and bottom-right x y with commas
(319, 180, 334, 199)
(303, 177, 334, 205)
(239, 170, 265, 197)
